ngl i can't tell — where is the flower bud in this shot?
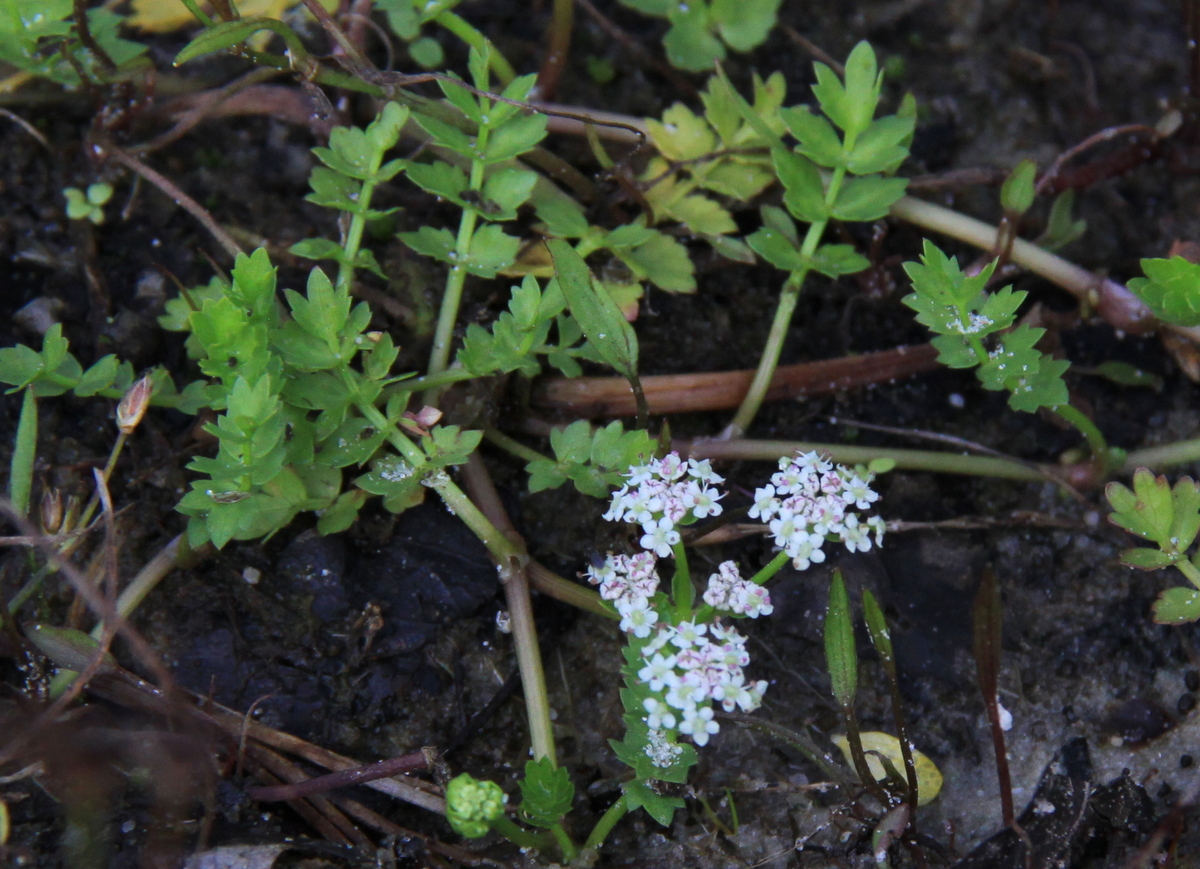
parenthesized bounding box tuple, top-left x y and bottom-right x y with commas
(40, 488, 64, 535)
(116, 375, 153, 435)
(444, 773, 506, 838)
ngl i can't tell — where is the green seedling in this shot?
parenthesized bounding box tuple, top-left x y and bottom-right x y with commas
(902, 240, 1116, 469)
(617, 0, 782, 72)
(1127, 255, 1200, 326)
(1106, 467, 1200, 624)
(722, 41, 915, 436)
(63, 183, 114, 225)
(375, 0, 515, 81)
(0, 0, 146, 86)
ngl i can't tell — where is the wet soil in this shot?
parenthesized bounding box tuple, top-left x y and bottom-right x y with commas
(4, 0, 1200, 866)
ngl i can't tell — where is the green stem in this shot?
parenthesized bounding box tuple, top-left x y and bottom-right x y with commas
(352, 397, 520, 563)
(689, 439, 1050, 481)
(425, 117, 490, 400)
(1175, 557, 1200, 590)
(671, 540, 693, 622)
(550, 823, 578, 862)
(9, 389, 37, 518)
(490, 814, 549, 851)
(724, 271, 805, 438)
(1124, 438, 1200, 470)
(483, 428, 550, 465)
(747, 550, 791, 586)
(1053, 403, 1109, 465)
(583, 794, 628, 851)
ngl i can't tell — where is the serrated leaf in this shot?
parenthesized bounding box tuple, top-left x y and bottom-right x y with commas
(779, 105, 842, 168)
(518, 758, 574, 828)
(1153, 586, 1200, 625)
(1005, 356, 1068, 412)
(1128, 256, 1200, 326)
(622, 779, 685, 826)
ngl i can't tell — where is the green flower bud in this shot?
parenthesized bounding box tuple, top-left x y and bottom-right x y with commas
(444, 773, 507, 838)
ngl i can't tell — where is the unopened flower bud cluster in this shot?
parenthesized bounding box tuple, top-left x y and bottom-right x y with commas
(749, 451, 885, 570)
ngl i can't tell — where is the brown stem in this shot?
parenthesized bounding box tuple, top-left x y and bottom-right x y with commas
(246, 751, 429, 801)
(534, 343, 940, 418)
(100, 142, 243, 261)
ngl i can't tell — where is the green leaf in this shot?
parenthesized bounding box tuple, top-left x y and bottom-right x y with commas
(1088, 361, 1163, 391)
(1128, 256, 1200, 327)
(9, 389, 36, 517)
(860, 589, 894, 663)
(846, 115, 915, 175)
(838, 41, 882, 138)
(1119, 548, 1177, 570)
(774, 148, 828, 223)
(408, 35, 444, 69)
(810, 244, 869, 277)
(779, 106, 842, 168)
(483, 113, 548, 163)
(712, 0, 780, 52)
(548, 239, 640, 382)
(1005, 356, 1068, 412)
(464, 225, 521, 277)
(746, 225, 805, 271)
(518, 758, 574, 828)
(1152, 586, 1200, 625)
(662, 14, 725, 72)
(824, 570, 858, 709)
(612, 230, 696, 293)
(1107, 468, 1175, 546)
(175, 17, 292, 65)
(1001, 159, 1038, 216)
(406, 161, 468, 202)
(831, 176, 908, 221)
(622, 779, 685, 826)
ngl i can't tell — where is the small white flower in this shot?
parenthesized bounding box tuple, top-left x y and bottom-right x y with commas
(687, 458, 724, 485)
(748, 485, 778, 521)
(670, 620, 707, 649)
(640, 517, 681, 557)
(638, 653, 680, 691)
(618, 599, 658, 637)
(686, 481, 724, 518)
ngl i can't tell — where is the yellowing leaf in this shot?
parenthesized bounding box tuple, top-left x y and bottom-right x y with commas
(128, 0, 331, 33)
(832, 732, 943, 806)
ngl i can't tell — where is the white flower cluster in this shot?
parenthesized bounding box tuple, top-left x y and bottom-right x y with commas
(749, 451, 885, 570)
(603, 454, 724, 557)
(585, 552, 661, 638)
(702, 561, 773, 618)
(638, 620, 767, 754)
